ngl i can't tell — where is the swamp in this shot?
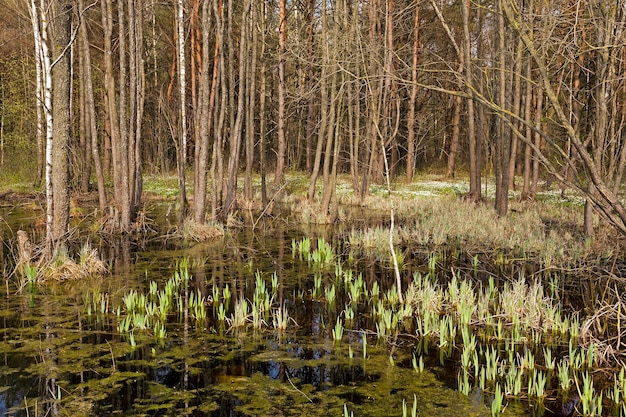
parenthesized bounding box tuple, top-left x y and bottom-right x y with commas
(3, 0, 626, 415)
(1, 176, 625, 417)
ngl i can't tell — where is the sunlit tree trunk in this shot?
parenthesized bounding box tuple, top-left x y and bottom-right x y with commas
(210, 0, 226, 220)
(406, 1, 421, 182)
(101, 0, 121, 204)
(521, 55, 534, 200)
(28, 0, 54, 249)
(307, 0, 329, 202)
(222, 0, 250, 217)
(78, 0, 106, 212)
(244, 2, 258, 201)
(50, 0, 72, 244)
(305, 0, 315, 174)
(495, 0, 509, 216)
(193, 0, 217, 223)
(259, 1, 268, 206)
(461, 0, 480, 200)
(118, 0, 131, 228)
(274, 0, 287, 185)
(176, 0, 189, 221)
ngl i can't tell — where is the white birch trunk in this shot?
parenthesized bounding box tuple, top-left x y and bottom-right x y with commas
(177, 0, 188, 216)
(29, 0, 54, 247)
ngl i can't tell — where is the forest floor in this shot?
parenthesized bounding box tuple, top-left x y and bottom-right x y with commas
(0, 171, 620, 267)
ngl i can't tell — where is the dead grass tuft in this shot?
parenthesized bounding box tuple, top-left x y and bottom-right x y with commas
(290, 197, 345, 224)
(180, 219, 225, 242)
(40, 243, 107, 282)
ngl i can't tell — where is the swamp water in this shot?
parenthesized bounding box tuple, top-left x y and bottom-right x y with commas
(0, 208, 610, 416)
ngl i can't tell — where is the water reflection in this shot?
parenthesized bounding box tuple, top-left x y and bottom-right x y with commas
(0, 210, 540, 416)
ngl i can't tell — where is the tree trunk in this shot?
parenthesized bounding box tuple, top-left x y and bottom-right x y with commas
(521, 55, 533, 200)
(305, 0, 315, 174)
(79, 0, 107, 212)
(244, 2, 258, 201)
(259, 1, 268, 206)
(495, 0, 509, 216)
(210, 0, 226, 220)
(222, 0, 250, 217)
(274, 0, 287, 185)
(307, 0, 330, 202)
(50, 0, 72, 243)
(118, 0, 132, 229)
(176, 0, 189, 221)
(101, 0, 121, 204)
(462, 0, 480, 200)
(193, 0, 217, 223)
(406, 1, 421, 182)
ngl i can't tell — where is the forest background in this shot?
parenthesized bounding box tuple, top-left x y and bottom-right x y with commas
(0, 0, 625, 251)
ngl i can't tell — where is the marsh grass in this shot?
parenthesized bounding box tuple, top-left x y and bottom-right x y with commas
(179, 219, 225, 242)
(290, 198, 345, 224)
(34, 243, 107, 282)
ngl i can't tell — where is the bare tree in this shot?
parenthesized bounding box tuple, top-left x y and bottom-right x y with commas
(193, 0, 218, 223)
(175, 0, 189, 221)
(274, 0, 287, 186)
(406, 0, 421, 182)
(78, 0, 106, 212)
(28, 0, 72, 251)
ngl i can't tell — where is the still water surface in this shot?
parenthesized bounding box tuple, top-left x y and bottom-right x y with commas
(0, 206, 537, 416)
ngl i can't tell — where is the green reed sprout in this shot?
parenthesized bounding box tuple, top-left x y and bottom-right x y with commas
(491, 383, 504, 416)
(325, 284, 336, 306)
(333, 317, 343, 342)
(362, 331, 367, 359)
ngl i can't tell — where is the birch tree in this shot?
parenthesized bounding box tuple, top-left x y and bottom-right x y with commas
(175, 0, 189, 221)
(28, 0, 71, 252)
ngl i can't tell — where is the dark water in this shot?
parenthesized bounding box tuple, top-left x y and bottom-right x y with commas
(0, 207, 549, 417)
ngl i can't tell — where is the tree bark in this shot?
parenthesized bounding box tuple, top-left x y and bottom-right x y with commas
(274, 0, 287, 185)
(78, 0, 107, 212)
(176, 0, 189, 221)
(406, 1, 421, 182)
(193, 0, 217, 223)
(462, 0, 480, 200)
(222, 0, 250, 217)
(50, 0, 72, 243)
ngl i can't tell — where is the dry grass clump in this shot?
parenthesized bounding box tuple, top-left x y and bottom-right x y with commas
(40, 243, 107, 282)
(397, 195, 593, 264)
(347, 226, 400, 260)
(180, 219, 225, 242)
(340, 192, 607, 267)
(290, 197, 345, 224)
(14, 231, 107, 285)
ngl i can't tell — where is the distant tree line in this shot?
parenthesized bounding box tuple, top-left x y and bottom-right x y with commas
(0, 0, 625, 251)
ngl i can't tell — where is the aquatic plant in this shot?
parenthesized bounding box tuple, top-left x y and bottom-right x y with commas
(579, 371, 596, 416)
(23, 263, 38, 287)
(325, 284, 336, 306)
(412, 353, 424, 374)
(402, 394, 418, 417)
(272, 305, 290, 331)
(491, 383, 504, 416)
(333, 317, 343, 342)
(313, 272, 322, 298)
(362, 331, 367, 359)
(230, 299, 249, 328)
(458, 369, 471, 396)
